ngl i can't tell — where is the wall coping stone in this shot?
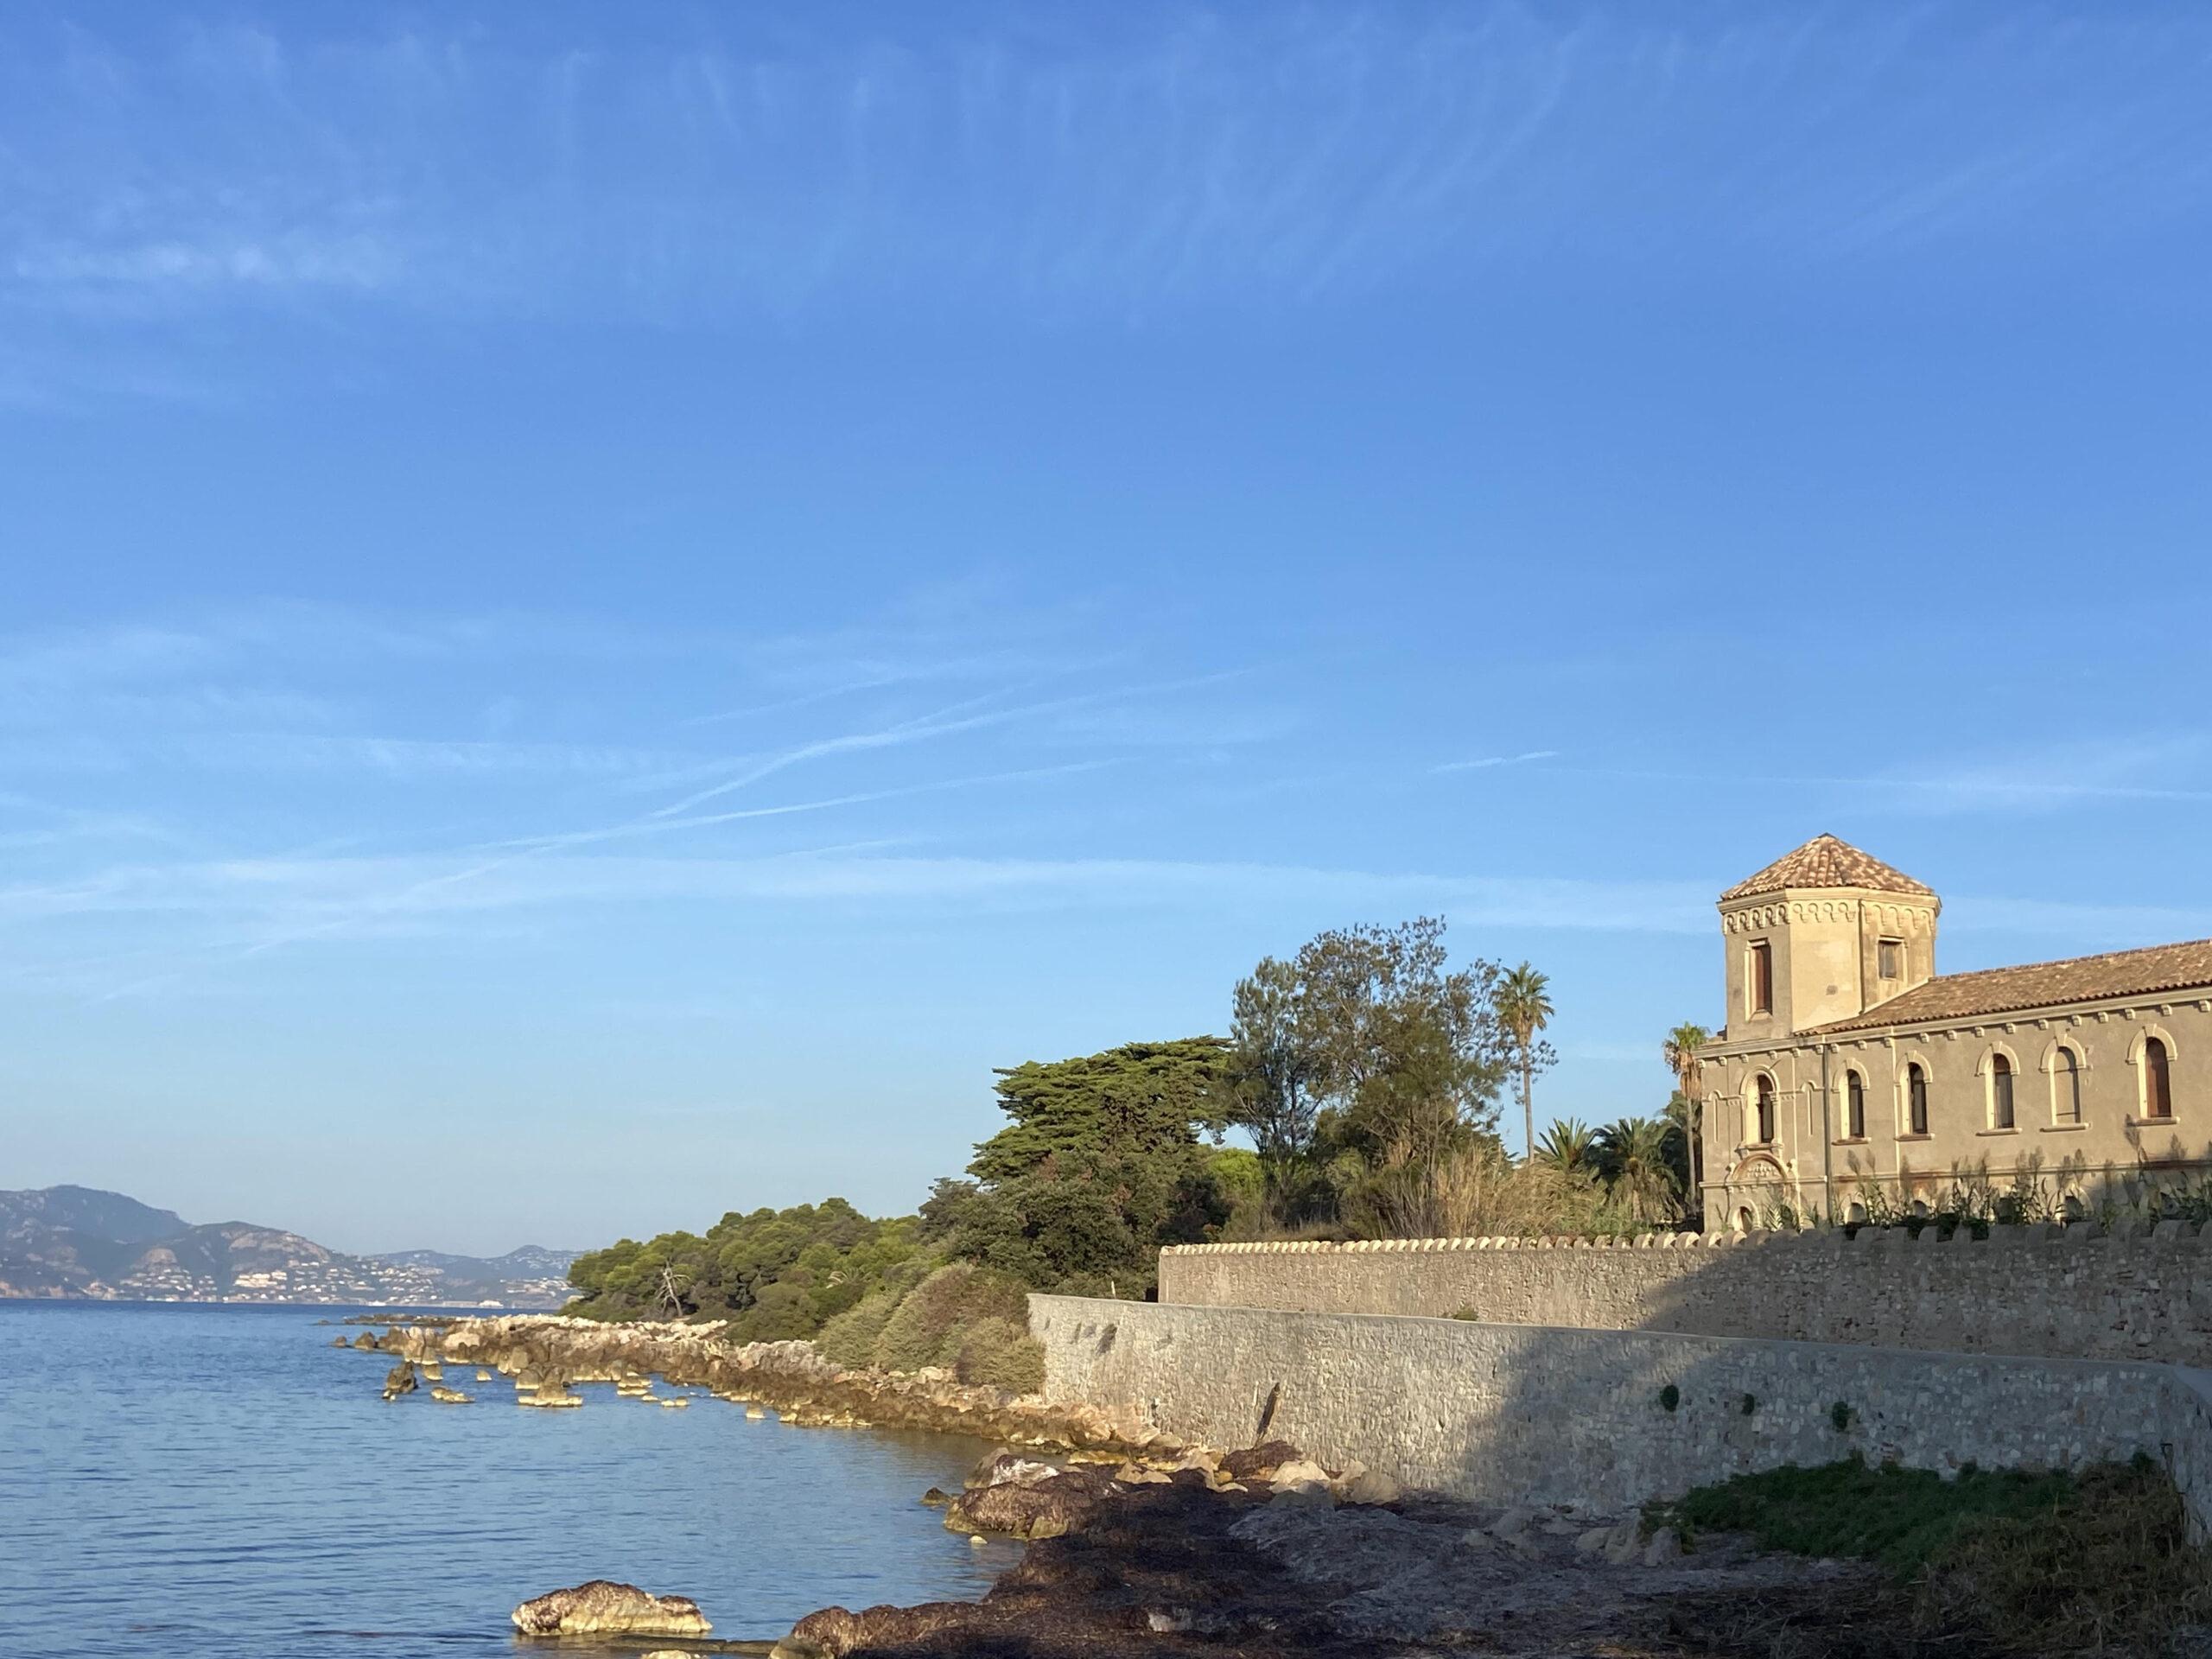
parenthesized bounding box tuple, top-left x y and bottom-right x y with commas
(1160, 1218, 2205, 1258)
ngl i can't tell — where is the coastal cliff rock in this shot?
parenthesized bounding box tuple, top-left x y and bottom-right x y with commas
(511, 1580, 710, 1636)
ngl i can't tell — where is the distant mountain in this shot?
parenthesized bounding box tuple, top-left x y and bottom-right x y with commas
(1, 1185, 187, 1243)
(0, 1185, 576, 1308)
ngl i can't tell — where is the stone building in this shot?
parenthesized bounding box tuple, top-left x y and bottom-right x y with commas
(1698, 834, 2212, 1230)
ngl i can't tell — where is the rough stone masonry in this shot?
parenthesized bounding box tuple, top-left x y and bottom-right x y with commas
(1031, 1294, 2212, 1540)
(1158, 1220, 2212, 1366)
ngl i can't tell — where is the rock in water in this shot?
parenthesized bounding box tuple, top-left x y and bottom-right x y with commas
(944, 1463, 1118, 1539)
(512, 1580, 711, 1637)
(381, 1361, 418, 1401)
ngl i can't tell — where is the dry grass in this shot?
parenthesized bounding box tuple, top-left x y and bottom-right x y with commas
(1357, 1142, 1633, 1239)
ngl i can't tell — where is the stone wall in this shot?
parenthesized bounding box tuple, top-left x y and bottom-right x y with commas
(1033, 1295, 2212, 1536)
(1158, 1221, 2212, 1365)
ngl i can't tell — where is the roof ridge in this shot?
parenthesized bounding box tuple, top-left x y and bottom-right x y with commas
(1721, 833, 1935, 903)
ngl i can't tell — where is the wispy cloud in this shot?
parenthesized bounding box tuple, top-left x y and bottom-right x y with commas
(6, 4, 2210, 349)
(646, 672, 1245, 818)
(0, 848, 1716, 938)
(1534, 734, 2212, 816)
(1434, 750, 1558, 773)
(166, 733, 676, 779)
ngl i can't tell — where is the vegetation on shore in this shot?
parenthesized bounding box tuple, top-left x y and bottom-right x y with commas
(565, 915, 1707, 1374)
(1647, 1453, 2212, 1656)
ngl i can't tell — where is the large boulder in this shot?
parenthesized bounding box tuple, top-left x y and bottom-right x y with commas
(381, 1361, 417, 1401)
(512, 1580, 710, 1636)
(944, 1463, 1118, 1539)
(964, 1450, 1059, 1491)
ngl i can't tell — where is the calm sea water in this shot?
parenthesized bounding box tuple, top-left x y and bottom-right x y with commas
(0, 1303, 1020, 1658)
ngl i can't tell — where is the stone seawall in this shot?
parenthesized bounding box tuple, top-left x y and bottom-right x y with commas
(1033, 1295, 2212, 1537)
(1159, 1221, 2212, 1365)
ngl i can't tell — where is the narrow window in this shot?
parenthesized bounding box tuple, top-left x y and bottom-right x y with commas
(2055, 1048, 2082, 1125)
(1748, 940, 1773, 1015)
(1878, 938, 1902, 980)
(1847, 1071, 1866, 1139)
(2145, 1037, 2174, 1119)
(1991, 1054, 2015, 1129)
(1755, 1075, 1777, 1144)
(1908, 1063, 1929, 1135)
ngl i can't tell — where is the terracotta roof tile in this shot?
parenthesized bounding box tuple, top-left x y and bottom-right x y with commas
(1720, 835, 1935, 903)
(1812, 938, 2212, 1034)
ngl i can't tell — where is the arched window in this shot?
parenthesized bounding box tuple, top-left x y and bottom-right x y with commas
(2054, 1048, 2082, 1125)
(1755, 1075, 1777, 1144)
(1735, 1207, 1754, 1234)
(1908, 1063, 1929, 1135)
(1990, 1053, 2015, 1130)
(2145, 1037, 2174, 1120)
(1847, 1071, 1866, 1139)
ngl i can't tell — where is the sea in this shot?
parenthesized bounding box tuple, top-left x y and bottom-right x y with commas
(0, 1302, 1023, 1658)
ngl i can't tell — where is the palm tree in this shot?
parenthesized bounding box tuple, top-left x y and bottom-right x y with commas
(1496, 963, 1555, 1163)
(1662, 1023, 1710, 1198)
(1535, 1117, 1595, 1177)
(1593, 1116, 1683, 1224)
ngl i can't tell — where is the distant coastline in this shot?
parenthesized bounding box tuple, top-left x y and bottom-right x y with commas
(0, 1185, 577, 1309)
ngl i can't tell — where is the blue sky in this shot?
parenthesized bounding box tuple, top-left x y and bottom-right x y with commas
(4, 3, 2212, 1255)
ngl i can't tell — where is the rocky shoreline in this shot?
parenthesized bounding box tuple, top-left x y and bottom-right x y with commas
(358, 1313, 1154, 1448)
(350, 1315, 1931, 1659)
(775, 1440, 1921, 1659)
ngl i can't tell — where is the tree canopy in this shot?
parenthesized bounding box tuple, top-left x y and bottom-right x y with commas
(1222, 917, 1511, 1227)
(926, 1036, 1238, 1295)
(565, 1198, 927, 1339)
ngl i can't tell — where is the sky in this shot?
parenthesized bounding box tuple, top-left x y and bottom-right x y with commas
(4, 2, 2212, 1255)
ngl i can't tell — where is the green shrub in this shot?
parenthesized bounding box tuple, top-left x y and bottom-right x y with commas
(814, 1291, 900, 1369)
(870, 1262, 1031, 1374)
(951, 1316, 1046, 1393)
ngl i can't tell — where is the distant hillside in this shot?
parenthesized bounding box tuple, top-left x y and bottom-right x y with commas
(1, 1185, 186, 1243)
(0, 1185, 575, 1308)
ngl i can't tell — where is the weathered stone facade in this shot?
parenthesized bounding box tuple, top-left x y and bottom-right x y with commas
(1697, 836, 2212, 1228)
(1033, 1295, 2212, 1537)
(1160, 1222, 2212, 1365)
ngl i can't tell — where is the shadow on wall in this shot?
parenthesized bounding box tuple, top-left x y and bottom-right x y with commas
(1031, 1295, 2212, 1536)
